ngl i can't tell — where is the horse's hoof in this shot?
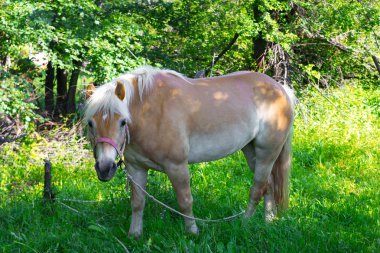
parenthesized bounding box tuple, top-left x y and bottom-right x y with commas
(128, 230, 142, 239)
(265, 212, 276, 223)
(244, 209, 255, 218)
(186, 224, 199, 236)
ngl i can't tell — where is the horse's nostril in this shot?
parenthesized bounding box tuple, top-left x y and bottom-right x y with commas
(97, 160, 114, 170)
(95, 160, 117, 181)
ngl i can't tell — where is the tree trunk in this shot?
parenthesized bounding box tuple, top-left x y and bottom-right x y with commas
(66, 61, 82, 114)
(0, 55, 11, 72)
(252, 4, 268, 71)
(253, 36, 268, 70)
(44, 61, 55, 115)
(56, 67, 68, 115)
(372, 55, 380, 76)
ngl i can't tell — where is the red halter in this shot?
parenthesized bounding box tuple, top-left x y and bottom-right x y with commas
(94, 125, 130, 163)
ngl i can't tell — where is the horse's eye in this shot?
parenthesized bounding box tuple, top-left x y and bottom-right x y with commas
(120, 120, 127, 127)
(88, 121, 93, 128)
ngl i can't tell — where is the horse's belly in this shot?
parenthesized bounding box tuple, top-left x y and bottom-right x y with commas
(188, 127, 256, 163)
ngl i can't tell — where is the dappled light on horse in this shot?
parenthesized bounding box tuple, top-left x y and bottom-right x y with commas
(84, 65, 295, 238)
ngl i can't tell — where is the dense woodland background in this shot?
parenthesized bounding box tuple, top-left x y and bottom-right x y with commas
(0, 1, 379, 252)
(0, 0, 379, 135)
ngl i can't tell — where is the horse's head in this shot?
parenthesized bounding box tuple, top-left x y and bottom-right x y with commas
(85, 81, 130, 182)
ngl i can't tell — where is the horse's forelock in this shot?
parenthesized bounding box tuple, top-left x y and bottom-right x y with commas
(83, 82, 131, 125)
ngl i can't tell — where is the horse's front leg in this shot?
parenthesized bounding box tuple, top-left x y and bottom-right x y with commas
(166, 162, 199, 235)
(128, 164, 148, 238)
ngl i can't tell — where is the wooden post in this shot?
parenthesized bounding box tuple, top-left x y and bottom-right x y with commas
(43, 159, 54, 201)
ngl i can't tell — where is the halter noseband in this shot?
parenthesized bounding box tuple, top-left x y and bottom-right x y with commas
(94, 125, 130, 167)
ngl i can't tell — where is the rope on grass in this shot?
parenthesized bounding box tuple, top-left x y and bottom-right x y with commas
(43, 159, 129, 252)
(120, 164, 245, 223)
(56, 198, 112, 203)
(56, 168, 245, 223)
(51, 158, 244, 223)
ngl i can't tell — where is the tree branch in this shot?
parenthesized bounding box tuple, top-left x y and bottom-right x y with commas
(290, 2, 307, 17)
(195, 33, 239, 78)
(0, 134, 26, 145)
(372, 55, 380, 76)
(302, 31, 351, 52)
(298, 30, 380, 77)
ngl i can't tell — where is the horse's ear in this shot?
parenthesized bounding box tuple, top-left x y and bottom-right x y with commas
(86, 84, 96, 99)
(115, 81, 125, 101)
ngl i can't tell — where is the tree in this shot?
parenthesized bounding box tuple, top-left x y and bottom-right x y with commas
(122, 0, 379, 87)
(1, 0, 379, 126)
(1, 0, 146, 117)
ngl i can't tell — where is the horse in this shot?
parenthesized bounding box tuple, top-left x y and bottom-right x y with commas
(84, 65, 295, 238)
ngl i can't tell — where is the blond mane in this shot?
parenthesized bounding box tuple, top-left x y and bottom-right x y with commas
(131, 65, 188, 100)
(83, 65, 187, 124)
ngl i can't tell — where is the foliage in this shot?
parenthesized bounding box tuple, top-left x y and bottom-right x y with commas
(290, 0, 380, 88)
(128, 0, 256, 75)
(2, 0, 379, 80)
(122, 0, 380, 84)
(0, 0, 147, 82)
(0, 74, 43, 128)
(0, 85, 379, 252)
(0, 0, 379, 124)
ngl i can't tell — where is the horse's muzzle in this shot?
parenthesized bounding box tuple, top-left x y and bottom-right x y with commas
(95, 160, 117, 182)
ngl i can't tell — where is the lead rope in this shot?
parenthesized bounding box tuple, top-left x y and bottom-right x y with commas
(99, 125, 245, 223)
(118, 157, 245, 223)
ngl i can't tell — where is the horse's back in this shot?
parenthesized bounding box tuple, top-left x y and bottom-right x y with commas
(128, 71, 293, 165)
(159, 71, 292, 163)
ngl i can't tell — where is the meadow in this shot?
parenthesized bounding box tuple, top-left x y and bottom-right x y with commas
(0, 84, 379, 252)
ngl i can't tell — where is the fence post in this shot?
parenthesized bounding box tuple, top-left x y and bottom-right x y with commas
(43, 159, 54, 201)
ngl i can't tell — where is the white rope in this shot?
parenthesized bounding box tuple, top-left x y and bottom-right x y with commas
(56, 166, 244, 222)
(121, 164, 245, 223)
(57, 198, 111, 203)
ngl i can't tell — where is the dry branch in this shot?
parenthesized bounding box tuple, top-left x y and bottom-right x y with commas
(0, 115, 26, 145)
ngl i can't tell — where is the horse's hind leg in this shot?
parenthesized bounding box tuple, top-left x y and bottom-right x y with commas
(242, 143, 256, 173)
(242, 143, 261, 217)
(264, 174, 277, 221)
(243, 144, 282, 220)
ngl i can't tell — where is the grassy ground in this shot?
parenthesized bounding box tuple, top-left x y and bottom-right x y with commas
(0, 84, 379, 252)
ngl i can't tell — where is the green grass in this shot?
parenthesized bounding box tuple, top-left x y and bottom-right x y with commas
(1, 84, 379, 252)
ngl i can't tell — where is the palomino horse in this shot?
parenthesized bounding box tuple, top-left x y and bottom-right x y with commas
(84, 66, 294, 238)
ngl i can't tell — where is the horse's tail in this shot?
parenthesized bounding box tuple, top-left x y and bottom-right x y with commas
(272, 85, 295, 212)
(272, 129, 292, 212)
